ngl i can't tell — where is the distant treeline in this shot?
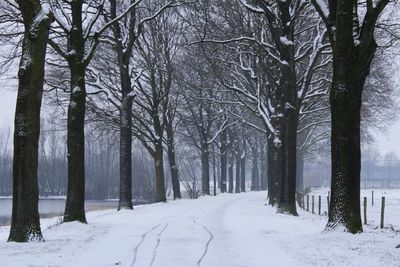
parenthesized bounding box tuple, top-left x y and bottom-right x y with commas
(0, 125, 156, 200)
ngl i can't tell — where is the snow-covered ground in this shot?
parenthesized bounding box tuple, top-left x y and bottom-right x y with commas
(1, 191, 399, 267)
(309, 188, 400, 228)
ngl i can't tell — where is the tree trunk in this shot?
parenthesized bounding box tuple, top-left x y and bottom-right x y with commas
(114, 5, 135, 209)
(220, 128, 228, 193)
(251, 145, 260, 191)
(154, 140, 167, 202)
(235, 151, 240, 193)
(64, 2, 87, 223)
(64, 61, 87, 223)
(329, 88, 363, 232)
(278, 110, 298, 215)
(326, 1, 378, 233)
(240, 141, 246, 192)
(201, 143, 210, 195)
(8, 0, 52, 242)
(267, 137, 282, 206)
(260, 142, 267, 191)
(166, 122, 181, 199)
(212, 148, 217, 196)
(228, 151, 234, 193)
(118, 94, 133, 210)
(296, 150, 304, 190)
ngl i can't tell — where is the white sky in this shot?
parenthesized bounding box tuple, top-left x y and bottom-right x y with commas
(0, 86, 16, 127)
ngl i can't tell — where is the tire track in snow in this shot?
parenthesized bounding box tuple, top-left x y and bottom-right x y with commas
(149, 223, 169, 266)
(130, 223, 162, 267)
(193, 218, 214, 267)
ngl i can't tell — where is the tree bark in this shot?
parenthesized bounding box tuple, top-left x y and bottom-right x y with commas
(325, 0, 379, 233)
(201, 143, 210, 195)
(228, 150, 234, 193)
(275, 1, 298, 216)
(278, 110, 298, 215)
(251, 145, 260, 191)
(8, 0, 52, 242)
(240, 141, 246, 192)
(118, 93, 133, 209)
(109, 0, 135, 211)
(154, 140, 167, 202)
(235, 150, 240, 193)
(166, 121, 181, 199)
(296, 150, 304, 190)
(267, 137, 282, 206)
(64, 1, 87, 223)
(260, 142, 267, 191)
(220, 128, 228, 193)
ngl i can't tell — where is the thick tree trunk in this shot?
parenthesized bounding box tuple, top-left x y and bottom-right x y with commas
(154, 141, 167, 202)
(166, 123, 181, 199)
(327, 53, 375, 232)
(296, 150, 304, 190)
(328, 88, 363, 232)
(260, 142, 267, 191)
(115, 22, 134, 209)
(220, 128, 228, 193)
(240, 141, 246, 192)
(64, 2, 87, 223)
(228, 151, 234, 193)
(267, 137, 282, 206)
(326, 1, 378, 233)
(201, 144, 210, 195)
(118, 94, 133, 210)
(251, 146, 260, 191)
(64, 61, 87, 223)
(108, 0, 135, 210)
(278, 110, 298, 215)
(235, 151, 240, 193)
(8, 1, 52, 242)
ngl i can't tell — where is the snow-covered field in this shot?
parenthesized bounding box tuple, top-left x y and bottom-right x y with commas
(309, 188, 400, 228)
(1, 191, 399, 267)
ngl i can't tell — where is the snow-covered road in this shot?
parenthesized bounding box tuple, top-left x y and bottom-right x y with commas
(1, 192, 399, 267)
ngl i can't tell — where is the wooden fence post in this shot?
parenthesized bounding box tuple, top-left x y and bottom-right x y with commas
(327, 195, 330, 215)
(372, 190, 374, 206)
(318, 195, 321, 215)
(380, 196, 385, 229)
(307, 194, 309, 211)
(312, 195, 315, 214)
(363, 197, 367, 225)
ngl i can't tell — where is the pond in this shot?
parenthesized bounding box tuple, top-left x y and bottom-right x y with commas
(0, 198, 133, 226)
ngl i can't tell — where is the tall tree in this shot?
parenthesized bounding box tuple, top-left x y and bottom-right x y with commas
(8, 0, 52, 242)
(105, 0, 137, 210)
(311, 0, 391, 233)
(48, 0, 140, 222)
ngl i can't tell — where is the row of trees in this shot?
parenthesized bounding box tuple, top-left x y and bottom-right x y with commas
(192, 0, 398, 233)
(0, 0, 399, 241)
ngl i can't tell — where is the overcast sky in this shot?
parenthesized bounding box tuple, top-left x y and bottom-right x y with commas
(0, 82, 16, 127)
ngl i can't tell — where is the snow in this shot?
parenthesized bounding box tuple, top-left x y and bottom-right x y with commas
(1, 192, 400, 267)
(315, 0, 329, 18)
(31, 6, 52, 34)
(280, 36, 294, 46)
(310, 187, 400, 228)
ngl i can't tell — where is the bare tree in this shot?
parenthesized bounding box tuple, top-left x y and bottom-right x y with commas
(8, 0, 52, 242)
(311, 0, 394, 233)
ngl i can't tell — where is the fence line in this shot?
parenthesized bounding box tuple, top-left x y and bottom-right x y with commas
(296, 190, 387, 229)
